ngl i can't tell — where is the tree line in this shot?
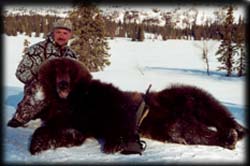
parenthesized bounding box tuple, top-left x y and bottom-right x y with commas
(3, 8, 245, 42)
(3, 14, 60, 37)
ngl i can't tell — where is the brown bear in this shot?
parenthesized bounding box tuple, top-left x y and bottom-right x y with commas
(29, 57, 246, 155)
(30, 58, 146, 155)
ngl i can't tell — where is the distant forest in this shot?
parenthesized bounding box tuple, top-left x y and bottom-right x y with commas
(3, 10, 245, 42)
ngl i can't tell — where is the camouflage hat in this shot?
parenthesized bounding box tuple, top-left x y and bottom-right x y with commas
(53, 19, 73, 31)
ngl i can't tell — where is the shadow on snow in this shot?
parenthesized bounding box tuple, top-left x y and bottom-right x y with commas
(144, 66, 244, 81)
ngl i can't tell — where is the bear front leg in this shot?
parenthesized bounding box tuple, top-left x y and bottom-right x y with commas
(30, 126, 86, 155)
(55, 128, 86, 148)
(29, 126, 55, 155)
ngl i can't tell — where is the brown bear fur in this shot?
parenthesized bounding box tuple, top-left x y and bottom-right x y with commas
(30, 58, 140, 154)
(29, 57, 247, 155)
(140, 85, 246, 149)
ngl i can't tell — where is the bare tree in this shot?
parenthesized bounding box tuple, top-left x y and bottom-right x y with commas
(194, 40, 216, 76)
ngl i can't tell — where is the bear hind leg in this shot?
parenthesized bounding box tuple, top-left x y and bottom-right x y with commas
(223, 128, 238, 150)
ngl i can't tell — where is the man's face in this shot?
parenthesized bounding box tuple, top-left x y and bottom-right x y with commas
(53, 28, 72, 47)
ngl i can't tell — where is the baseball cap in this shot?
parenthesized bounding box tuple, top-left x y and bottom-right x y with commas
(53, 19, 73, 31)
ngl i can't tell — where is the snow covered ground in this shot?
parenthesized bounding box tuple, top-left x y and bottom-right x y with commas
(3, 34, 247, 165)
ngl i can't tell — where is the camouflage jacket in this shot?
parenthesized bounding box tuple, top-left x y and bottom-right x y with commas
(16, 32, 79, 84)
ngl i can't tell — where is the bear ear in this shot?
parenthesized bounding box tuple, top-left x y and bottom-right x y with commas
(71, 60, 92, 83)
(38, 59, 56, 86)
(79, 65, 92, 81)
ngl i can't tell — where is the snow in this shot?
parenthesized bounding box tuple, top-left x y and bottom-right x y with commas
(3, 34, 247, 164)
(100, 5, 245, 28)
(3, 5, 72, 17)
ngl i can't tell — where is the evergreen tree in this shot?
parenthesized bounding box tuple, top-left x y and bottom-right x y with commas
(192, 25, 202, 40)
(161, 30, 167, 41)
(5, 16, 17, 36)
(215, 5, 236, 76)
(125, 23, 134, 38)
(131, 22, 138, 41)
(234, 16, 246, 76)
(131, 23, 145, 42)
(26, 22, 32, 37)
(137, 24, 145, 41)
(3, 16, 11, 35)
(34, 15, 41, 37)
(116, 21, 126, 37)
(41, 16, 49, 38)
(69, 3, 110, 72)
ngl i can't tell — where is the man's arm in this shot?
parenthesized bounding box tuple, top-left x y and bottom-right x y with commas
(15, 46, 43, 84)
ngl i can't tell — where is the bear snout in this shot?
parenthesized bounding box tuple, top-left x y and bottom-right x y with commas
(57, 80, 69, 90)
(56, 80, 70, 99)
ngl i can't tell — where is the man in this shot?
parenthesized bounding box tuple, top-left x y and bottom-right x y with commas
(7, 18, 79, 127)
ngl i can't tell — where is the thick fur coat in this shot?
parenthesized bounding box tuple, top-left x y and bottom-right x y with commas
(30, 58, 140, 154)
(29, 57, 247, 154)
(141, 85, 246, 149)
